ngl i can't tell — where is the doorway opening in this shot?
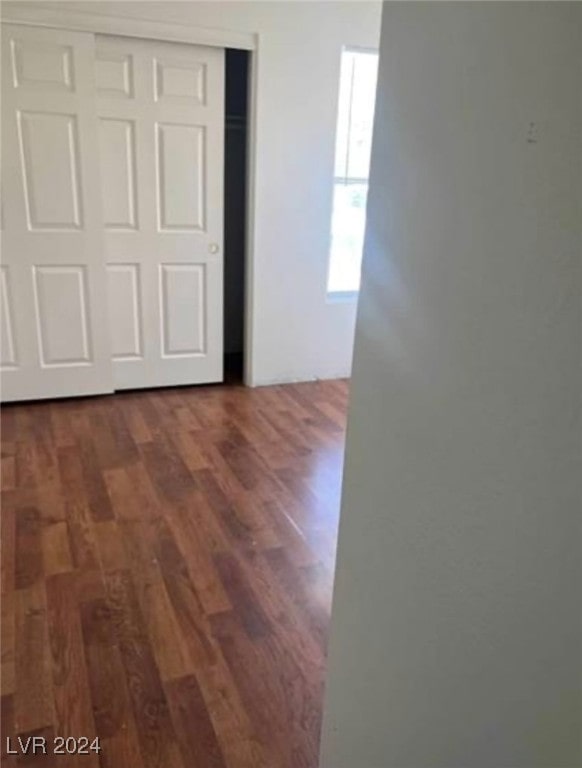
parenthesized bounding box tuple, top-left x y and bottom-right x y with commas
(223, 48, 249, 384)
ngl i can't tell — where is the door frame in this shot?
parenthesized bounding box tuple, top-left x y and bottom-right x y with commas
(0, 2, 260, 387)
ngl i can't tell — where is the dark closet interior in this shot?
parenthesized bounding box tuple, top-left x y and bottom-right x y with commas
(223, 49, 249, 383)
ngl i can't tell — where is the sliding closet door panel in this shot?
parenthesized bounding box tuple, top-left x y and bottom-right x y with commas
(97, 36, 224, 390)
(1, 24, 113, 402)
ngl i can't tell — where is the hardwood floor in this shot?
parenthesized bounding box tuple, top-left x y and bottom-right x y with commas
(0, 379, 349, 767)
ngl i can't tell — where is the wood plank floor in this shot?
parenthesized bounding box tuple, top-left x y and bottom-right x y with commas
(0, 379, 349, 768)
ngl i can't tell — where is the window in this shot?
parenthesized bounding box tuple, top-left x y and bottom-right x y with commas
(327, 48, 379, 295)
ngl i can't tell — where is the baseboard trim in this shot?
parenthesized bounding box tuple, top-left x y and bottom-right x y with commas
(248, 371, 351, 388)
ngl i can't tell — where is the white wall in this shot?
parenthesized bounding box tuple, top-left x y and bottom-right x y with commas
(321, 3, 582, 767)
(6, 0, 382, 385)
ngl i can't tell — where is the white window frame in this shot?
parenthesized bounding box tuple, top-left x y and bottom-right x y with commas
(327, 45, 378, 301)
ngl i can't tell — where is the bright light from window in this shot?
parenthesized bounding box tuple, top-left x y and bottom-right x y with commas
(327, 49, 378, 295)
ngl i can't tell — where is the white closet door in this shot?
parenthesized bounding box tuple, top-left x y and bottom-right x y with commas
(96, 36, 225, 390)
(1, 24, 113, 402)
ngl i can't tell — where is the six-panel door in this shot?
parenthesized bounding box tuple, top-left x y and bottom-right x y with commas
(96, 35, 225, 391)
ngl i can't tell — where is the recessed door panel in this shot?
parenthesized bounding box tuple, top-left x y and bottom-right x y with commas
(95, 51, 133, 98)
(34, 266, 91, 366)
(156, 122, 205, 231)
(154, 57, 206, 104)
(11, 40, 74, 92)
(98, 118, 137, 229)
(18, 111, 83, 230)
(160, 264, 205, 357)
(0, 267, 18, 369)
(107, 264, 142, 360)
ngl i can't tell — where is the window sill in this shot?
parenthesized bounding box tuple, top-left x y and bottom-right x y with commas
(326, 290, 359, 304)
